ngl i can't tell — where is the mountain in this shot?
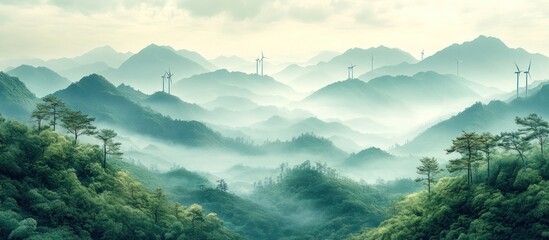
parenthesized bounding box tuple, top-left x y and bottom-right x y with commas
(210, 55, 252, 71)
(355, 150, 549, 240)
(71, 45, 133, 68)
(346, 147, 395, 166)
(397, 84, 549, 156)
(7, 65, 72, 97)
(106, 44, 208, 92)
(243, 116, 389, 151)
(261, 133, 348, 160)
(116, 83, 149, 102)
(53, 74, 225, 147)
(298, 79, 409, 119)
(303, 50, 340, 66)
(203, 96, 259, 111)
(277, 46, 418, 91)
(142, 91, 209, 121)
(61, 61, 114, 81)
(0, 72, 38, 120)
(1, 46, 132, 75)
(359, 35, 549, 90)
(172, 69, 297, 105)
(250, 161, 390, 239)
(176, 49, 217, 70)
(367, 71, 480, 105)
(0, 120, 241, 239)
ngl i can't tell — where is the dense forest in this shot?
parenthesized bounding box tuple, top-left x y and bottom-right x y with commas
(353, 114, 549, 239)
(0, 113, 242, 239)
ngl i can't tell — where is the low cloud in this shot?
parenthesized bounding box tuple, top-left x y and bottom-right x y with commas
(176, 0, 266, 20)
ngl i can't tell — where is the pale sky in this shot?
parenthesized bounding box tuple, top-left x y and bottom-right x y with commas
(1, 0, 548, 63)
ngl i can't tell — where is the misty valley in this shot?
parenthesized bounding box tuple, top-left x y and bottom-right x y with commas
(1, 35, 549, 240)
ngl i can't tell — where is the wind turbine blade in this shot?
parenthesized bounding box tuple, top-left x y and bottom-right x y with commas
(527, 60, 531, 72)
(515, 62, 521, 72)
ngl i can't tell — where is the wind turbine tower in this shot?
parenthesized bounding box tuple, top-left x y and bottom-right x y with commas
(260, 51, 267, 76)
(514, 62, 522, 99)
(347, 66, 351, 79)
(349, 64, 357, 79)
(167, 69, 174, 94)
(456, 60, 462, 77)
(524, 60, 531, 98)
(255, 58, 260, 75)
(161, 72, 167, 92)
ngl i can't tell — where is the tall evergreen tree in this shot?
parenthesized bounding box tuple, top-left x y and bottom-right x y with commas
(60, 109, 96, 144)
(216, 179, 228, 192)
(31, 103, 50, 131)
(95, 129, 122, 168)
(479, 132, 498, 179)
(415, 157, 442, 194)
(42, 95, 65, 131)
(516, 114, 549, 159)
(499, 131, 531, 165)
(446, 131, 482, 186)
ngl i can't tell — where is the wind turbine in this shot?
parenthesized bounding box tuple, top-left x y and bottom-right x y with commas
(421, 49, 424, 61)
(524, 60, 531, 98)
(456, 60, 462, 77)
(349, 64, 357, 79)
(166, 69, 174, 94)
(161, 72, 167, 92)
(514, 62, 521, 99)
(255, 58, 260, 75)
(347, 66, 351, 79)
(260, 51, 267, 76)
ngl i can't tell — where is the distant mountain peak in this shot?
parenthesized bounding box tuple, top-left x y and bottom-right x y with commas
(72, 74, 118, 94)
(89, 45, 117, 52)
(147, 91, 182, 103)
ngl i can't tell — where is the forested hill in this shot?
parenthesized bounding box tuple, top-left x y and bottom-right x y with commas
(353, 114, 549, 239)
(53, 74, 227, 147)
(0, 116, 242, 239)
(0, 72, 38, 120)
(250, 161, 391, 240)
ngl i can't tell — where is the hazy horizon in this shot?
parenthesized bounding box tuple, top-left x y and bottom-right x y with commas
(1, 1, 549, 62)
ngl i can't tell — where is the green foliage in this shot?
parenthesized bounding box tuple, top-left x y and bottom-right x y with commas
(53, 74, 228, 148)
(41, 95, 65, 131)
(95, 129, 122, 168)
(498, 131, 531, 164)
(354, 154, 549, 240)
(261, 133, 347, 159)
(516, 113, 549, 158)
(0, 118, 241, 240)
(216, 179, 228, 192)
(0, 72, 38, 120)
(354, 114, 549, 240)
(31, 103, 50, 131)
(415, 157, 442, 193)
(251, 161, 390, 240)
(60, 108, 97, 144)
(446, 131, 483, 186)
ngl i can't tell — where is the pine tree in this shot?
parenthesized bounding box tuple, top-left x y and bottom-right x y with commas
(446, 131, 482, 186)
(515, 114, 549, 159)
(31, 103, 50, 131)
(415, 157, 442, 193)
(95, 129, 122, 168)
(499, 131, 531, 165)
(479, 132, 498, 179)
(42, 95, 65, 131)
(216, 179, 228, 192)
(60, 109, 96, 144)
